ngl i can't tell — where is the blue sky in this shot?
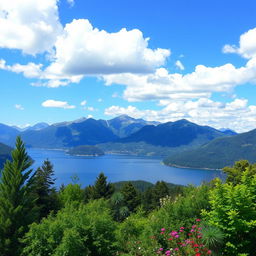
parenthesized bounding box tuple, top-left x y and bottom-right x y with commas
(0, 0, 256, 132)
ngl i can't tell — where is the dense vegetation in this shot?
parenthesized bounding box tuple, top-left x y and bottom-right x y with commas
(68, 145, 105, 156)
(1, 137, 256, 255)
(164, 129, 256, 169)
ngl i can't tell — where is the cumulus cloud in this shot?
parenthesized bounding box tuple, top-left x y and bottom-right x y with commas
(42, 100, 75, 109)
(223, 28, 256, 59)
(175, 60, 185, 70)
(45, 19, 170, 77)
(14, 104, 24, 110)
(103, 58, 256, 102)
(0, 0, 62, 55)
(105, 98, 256, 132)
(0, 59, 83, 88)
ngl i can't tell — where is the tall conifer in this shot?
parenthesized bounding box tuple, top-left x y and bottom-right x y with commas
(0, 137, 37, 256)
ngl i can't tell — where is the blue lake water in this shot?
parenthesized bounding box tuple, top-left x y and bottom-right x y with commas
(27, 148, 225, 187)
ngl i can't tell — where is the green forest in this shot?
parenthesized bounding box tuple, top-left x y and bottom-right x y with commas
(0, 137, 256, 256)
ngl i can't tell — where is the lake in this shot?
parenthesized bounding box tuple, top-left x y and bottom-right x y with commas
(27, 148, 225, 187)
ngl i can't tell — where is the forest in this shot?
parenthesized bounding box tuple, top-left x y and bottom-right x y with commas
(0, 137, 256, 256)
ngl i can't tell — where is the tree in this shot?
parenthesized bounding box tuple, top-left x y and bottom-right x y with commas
(121, 182, 141, 212)
(223, 160, 256, 185)
(33, 159, 59, 220)
(152, 181, 169, 207)
(0, 137, 37, 256)
(91, 172, 114, 200)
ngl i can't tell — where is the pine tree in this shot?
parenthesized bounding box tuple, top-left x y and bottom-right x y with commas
(120, 182, 141, 212)
(33, 159, 59, 219)
(91, 172, 114, 199)
(151, 181, 169, 207)
(0, 137, 37, 256)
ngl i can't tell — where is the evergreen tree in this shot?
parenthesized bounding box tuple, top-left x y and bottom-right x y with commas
(152, 181, 169, 207)
(120, 182, 141, 212)
(0, 137, 37, 256)
(91, 172, 114, 199)
(33, 159, 59, 219)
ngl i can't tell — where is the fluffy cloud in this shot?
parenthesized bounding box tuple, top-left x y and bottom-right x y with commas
(223, 28, 256, 59)
(103, 57, 256, 101)
(0, 0, 62, 55)
(175, 60, 185, 70)
(0, 59, 83, 88)
(14, 104, 24, 110)
(42, 100, 75, 109)
(45, 19, 170, 77)
(105, 98, 256, 132)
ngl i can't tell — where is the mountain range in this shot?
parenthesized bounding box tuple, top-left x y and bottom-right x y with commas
(2, 115, 255, 170)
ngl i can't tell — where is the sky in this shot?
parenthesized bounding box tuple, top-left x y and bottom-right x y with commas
(0, 0, 256, 132)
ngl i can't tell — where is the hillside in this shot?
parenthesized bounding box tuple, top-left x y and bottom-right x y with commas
(164, 128, 256, 169)
(118, 119, 226, 148)
(0, 143, 12, 168)
(0, 124, 19, 146)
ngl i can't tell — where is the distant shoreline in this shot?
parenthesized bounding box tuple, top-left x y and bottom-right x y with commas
(163, 162, 222, 171)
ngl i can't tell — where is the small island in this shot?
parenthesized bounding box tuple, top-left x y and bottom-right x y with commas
(68, 145, 105, 157)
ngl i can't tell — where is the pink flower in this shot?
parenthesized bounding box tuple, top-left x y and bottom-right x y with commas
(161, 228, 166, 232)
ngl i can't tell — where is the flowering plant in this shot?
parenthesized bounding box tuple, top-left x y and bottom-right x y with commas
(155, 219, 212, 256)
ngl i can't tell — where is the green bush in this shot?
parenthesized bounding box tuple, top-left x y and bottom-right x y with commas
(23, 200, 117, 256)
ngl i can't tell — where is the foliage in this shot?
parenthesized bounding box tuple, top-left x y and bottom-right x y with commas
(33, 159, 59, 219)
(0, 137, 37, 256)
(223, 160, 256, 185)
(120, 182, 141, 212)
(89, 172, 115, 200)
(59, 183, 84, 206)
(203, 170, 256, 255)
(23, 200, 117, 256)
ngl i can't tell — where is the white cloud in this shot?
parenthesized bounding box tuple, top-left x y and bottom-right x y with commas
(80, 100, 87, 106)
(105, 98, 256, 132)
(0, 59, 83, 88)
(223, 27, 256, 59)
(46, 19, 170, 76)
(42, 100, 75, 109)
(0, 0, 62, 55)
(175, 60, 185, 70)
(14, 104, 24, 110)
(87, 106, 95, 111)
(103, 57, 256, 102)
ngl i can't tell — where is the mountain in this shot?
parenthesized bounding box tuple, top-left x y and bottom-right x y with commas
(164, 128, 256, 169)
(20, 118, 118, 148)
(0, 124, 19, 146)
(118, 119, 226, 148)
(0, 142, 12, 168)
(106, 115, 159, 138)
(26, 122, 49, 131)
(219, 128, 237, 136)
